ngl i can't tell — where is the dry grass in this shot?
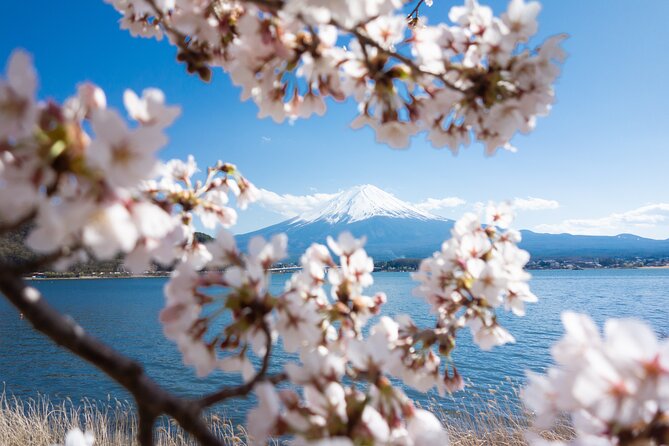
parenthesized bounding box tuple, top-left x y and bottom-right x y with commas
(0, 392, 251, 446)
(432, 379, 574, 445)
(0, 388, 572, 445)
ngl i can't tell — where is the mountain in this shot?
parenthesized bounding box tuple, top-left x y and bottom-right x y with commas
(236, 185, 454, 260)
(519, 231, 669, 260)
(237, 184, 669, 262)
(298, 184, 436, 224)
(4, 184, 666, 272)
(0, 227, 214, 274)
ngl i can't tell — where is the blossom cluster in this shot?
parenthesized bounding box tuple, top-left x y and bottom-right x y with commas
(0, 52, 539, 442)
(0, 39, 622, 446)
(522, 313, 669, 445)
(159, 201, 536, 444)
(105, 0, 565, 153)
(0, 50, 257, 274)
(410, 203, 537, 379)
(168, 229, 453, 444)
(5, 3, 669, 446)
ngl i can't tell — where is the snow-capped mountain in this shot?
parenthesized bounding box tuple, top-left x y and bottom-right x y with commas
(236, 184, 669, 262)
(236, 185, 454, 260)
(297, 185, 436, 224)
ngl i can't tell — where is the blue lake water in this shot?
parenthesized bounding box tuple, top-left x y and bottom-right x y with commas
(1, 269, 669, 423)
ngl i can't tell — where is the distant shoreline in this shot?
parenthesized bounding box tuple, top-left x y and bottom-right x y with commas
(25, 274, 170, 281)
(23, 265, 669, 281)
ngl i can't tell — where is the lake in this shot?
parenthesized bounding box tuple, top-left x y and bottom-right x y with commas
(1, 269, 669, 422)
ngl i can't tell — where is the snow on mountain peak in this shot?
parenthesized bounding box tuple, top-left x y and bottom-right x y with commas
(298, 184, 440, 224)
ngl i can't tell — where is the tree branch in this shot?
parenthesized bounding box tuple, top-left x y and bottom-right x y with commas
(238, 0, 285, 10)
(197, 323, 285, 409)
(199, 372, 287, 409)
(343, 23, 463, 92)
(0, 272, 222, 445)
(137, 406, 156, 446)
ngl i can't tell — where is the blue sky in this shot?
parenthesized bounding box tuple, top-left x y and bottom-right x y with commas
(2, 1, 669, 238)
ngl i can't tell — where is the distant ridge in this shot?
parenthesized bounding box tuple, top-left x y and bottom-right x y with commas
(0, 227, 214, 274)
(519, 230, 669, 260)
(237, 185, 669, 262)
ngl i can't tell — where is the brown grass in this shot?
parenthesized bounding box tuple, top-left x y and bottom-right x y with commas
(432, 379, 574, 445)
(0, 392, 250, 446)
(0, 388, 572, 445)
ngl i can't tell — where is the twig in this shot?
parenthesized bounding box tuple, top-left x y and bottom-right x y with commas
(343, 23, 462, 92)
(199, 373, 287, 409)
(239, 0, 285, 10)
(406, 0, 426, 19)
(198, 323, 285, 409)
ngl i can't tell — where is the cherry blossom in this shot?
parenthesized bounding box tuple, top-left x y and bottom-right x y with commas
(247, 383, 281, 445)
(411, 210, 536, 360)
(81, 201, 140, 259)
(0, 152, 42, 225)
(87, 108, 167, 188)
(0, 50, 38, 140)
(230, 218, 531, 443)
(276, 292, 322, 353)
(64, 82, 107, 120)
(0, 48, 258, 291)
(522, 312, 669, 445)
(5, 3, 666, 446)
(407, 409, 451, 445)
(0, 9, 613, 444)
(103, 0, 565, 153)
(503, 0, 541, 41)
(123, 88, 181, 128)
(51, 428, 95, 446)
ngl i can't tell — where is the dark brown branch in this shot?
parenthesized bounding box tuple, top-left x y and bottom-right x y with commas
(143, 0, 213, 81)
(138, 406, 156, 446)
(406, 0, 426, 19)
(343, 23, 462, 92)
(0, 271, 223, 446)
(198, 323, 284, 409)
(199, 372, 287, 409)
(143, 0, 188, 41)
(237, 0, 462, 91)
(239, 0, 285, 10)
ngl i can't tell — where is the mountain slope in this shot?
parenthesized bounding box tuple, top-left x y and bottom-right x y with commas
(237, 185, 454, 260)
(238, 185, 669, 262)
(0, 228, 214, 273)
(237, 216, 454, 260)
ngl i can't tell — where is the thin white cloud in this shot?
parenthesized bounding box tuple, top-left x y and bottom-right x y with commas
(534, 203, 669, 238)
(256, 188, 338, 217)
(255, 188, 561, 227)
(414, 197, 466, 212)
(261, 136, 271, 143)
(512, 197, 560, 211)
